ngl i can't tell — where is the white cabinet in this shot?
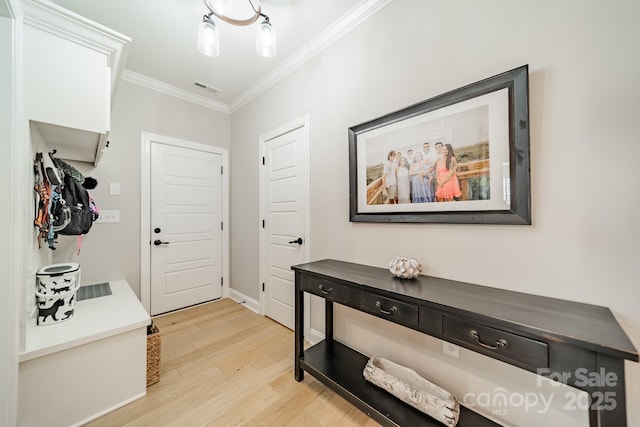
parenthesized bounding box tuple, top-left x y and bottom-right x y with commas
(23, 0, 130, 165)
(24, 24, 110, 135)
(19, 280, 150, 427)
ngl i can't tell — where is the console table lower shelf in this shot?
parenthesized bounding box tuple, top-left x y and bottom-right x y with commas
(300, 339, 501, 427)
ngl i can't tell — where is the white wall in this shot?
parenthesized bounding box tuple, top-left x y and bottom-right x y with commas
(230, 0, 640, 425)
(52, 80, 231, 298)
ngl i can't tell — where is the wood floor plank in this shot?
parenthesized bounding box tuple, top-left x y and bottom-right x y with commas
(202, 383, 282, 426)
(85, 298, 380, 427)
(305, 384, 381, 427)
(251, 373, 330, 426)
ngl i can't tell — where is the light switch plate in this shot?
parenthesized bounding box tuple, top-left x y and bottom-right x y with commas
(109, 183, 121, 196)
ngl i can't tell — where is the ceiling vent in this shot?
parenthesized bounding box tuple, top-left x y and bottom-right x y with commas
(194, 81, 221, 95)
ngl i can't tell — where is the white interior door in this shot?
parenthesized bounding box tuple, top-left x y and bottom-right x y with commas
(262, 123, 309, 330)
(150, 142, 223, 315)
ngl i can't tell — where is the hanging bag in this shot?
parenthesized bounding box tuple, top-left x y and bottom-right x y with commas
(58, 173, 95, 235)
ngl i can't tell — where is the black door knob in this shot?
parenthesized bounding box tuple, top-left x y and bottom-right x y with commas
(153, 239, 170, 246)
(288, 237, 303, 245)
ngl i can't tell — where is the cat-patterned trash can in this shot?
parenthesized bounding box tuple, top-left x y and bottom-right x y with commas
(35, 263, 81, 326)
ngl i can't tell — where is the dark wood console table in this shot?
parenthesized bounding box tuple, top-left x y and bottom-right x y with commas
(293, 259, 638, 427)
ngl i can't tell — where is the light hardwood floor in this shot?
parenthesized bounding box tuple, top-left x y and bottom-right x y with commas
(86, 298, 380, 427)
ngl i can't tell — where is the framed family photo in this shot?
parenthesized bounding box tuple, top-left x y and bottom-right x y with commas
(348, 65, 531, 224)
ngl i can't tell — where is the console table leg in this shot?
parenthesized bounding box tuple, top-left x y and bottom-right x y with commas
(326, 300, 334, 343)
(589, 354, 626, 427)
(294, 277, 304, 381)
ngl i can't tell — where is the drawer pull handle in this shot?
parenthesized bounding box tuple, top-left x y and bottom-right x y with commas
(375, 301, 397, 315)
(469, 330, 509, 350)
(318, 284, 333, 294)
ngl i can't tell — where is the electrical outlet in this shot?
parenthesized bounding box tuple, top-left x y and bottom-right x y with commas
(443, 341, 460, 358)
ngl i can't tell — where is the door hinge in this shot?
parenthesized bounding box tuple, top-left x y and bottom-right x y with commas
(221, 277, 224, 286)
(221, 165, 223, 174)
(221, 221, 223, 230)
(262, 282, 265, 292)
(262, 219, 265, 228)
(262, 156, 265, 165)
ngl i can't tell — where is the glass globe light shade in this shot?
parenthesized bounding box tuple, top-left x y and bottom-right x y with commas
(256, 19, 276, 58)
(197, 17, 220, 57)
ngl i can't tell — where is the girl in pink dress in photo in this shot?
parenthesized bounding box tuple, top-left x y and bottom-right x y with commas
(435, 144, 461, 202)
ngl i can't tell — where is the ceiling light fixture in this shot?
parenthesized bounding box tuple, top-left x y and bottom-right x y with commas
(197, 0, 276, 58)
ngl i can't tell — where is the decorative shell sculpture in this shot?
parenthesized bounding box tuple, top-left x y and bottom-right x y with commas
(388, 256, 422, 279)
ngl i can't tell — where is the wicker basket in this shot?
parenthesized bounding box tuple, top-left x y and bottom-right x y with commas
(146, 322, 161, 387)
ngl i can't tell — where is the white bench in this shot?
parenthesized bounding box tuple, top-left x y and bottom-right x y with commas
(19, 280, 150, 427)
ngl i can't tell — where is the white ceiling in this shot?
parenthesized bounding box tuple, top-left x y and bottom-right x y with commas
(52, 0, 387, 111)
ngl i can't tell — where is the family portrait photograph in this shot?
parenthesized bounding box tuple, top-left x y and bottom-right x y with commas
(348, 65, 531, 224)
(364, 104, 491, 207)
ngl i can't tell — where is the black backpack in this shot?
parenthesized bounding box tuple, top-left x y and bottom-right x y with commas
(57, 173, 95, 235)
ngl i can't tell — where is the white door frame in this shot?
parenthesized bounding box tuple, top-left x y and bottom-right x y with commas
(259, 115, 311, 332)
(2, 3, 24, 426)
(140, 131, 229, 314)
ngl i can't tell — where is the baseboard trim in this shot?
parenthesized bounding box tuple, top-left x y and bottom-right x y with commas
(229, 289, 261, 314)
(308, 328, 325, 345)
(71, 391, 146, 427)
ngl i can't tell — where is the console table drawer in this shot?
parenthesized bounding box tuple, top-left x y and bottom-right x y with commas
(443, 315, 549, 369)
(359, 293, 418, 328)
(300, 275, 348, 303)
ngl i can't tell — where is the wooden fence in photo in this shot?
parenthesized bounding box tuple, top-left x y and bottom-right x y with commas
(456, 159, 490, 199)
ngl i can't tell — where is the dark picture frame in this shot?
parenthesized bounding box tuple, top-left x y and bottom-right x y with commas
(348, 65, 531, 224)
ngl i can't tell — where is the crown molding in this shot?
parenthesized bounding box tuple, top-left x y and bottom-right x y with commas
(228, 0, 392, 112)
(22, 0, 131, 51)
(3, 0, 22, 18)
(121, 69, 231, 114)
